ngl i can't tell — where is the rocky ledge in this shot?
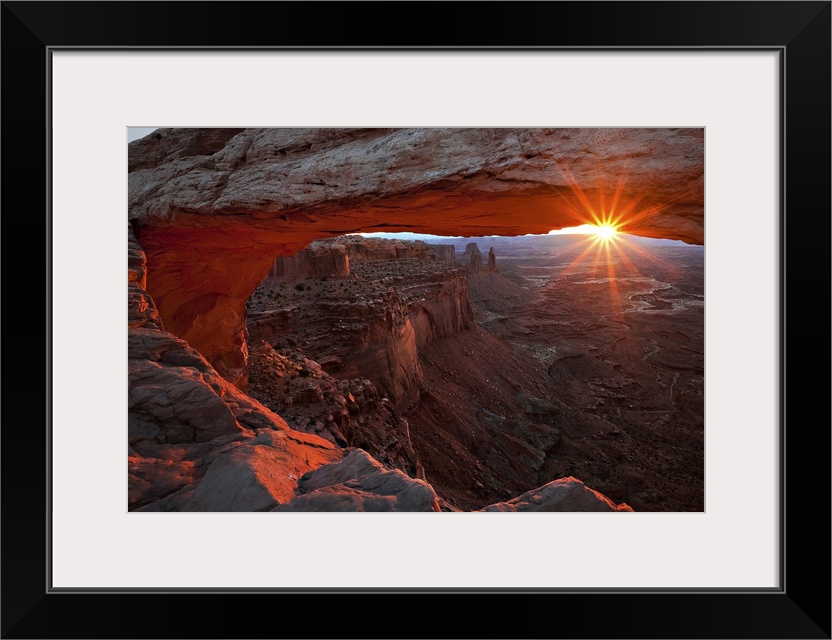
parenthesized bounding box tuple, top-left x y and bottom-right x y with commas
(129, 128, 703, 384)
(129, 226, 632, 512)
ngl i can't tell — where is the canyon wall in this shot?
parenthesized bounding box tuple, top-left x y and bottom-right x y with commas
(266, 235, 459, 282)
(129, 226, 631, 512)
(128, 226, 441, 512)
(247, 245, 473, 411)
(129, 127, 703, 385)
(426, 243, 457, 263)
(269, 241, 351, 280)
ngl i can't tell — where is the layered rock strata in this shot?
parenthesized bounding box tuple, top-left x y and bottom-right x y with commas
(130, 223, 634, 511)
(425, 243, 457, 263)
(461, 242, 499, 273)
(462, 242, 483, 272)
(273, 449, 441, 512)
(247, 245, 474, 410)
(480, 477, 634, 512)
(129, 127, 703, 383)
(266, 235, 460, 282)
(128, 226, 431, 511)
(246, 341, 424, 479)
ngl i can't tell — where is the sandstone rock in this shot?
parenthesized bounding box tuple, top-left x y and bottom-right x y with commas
(462, 242, 483, 272)
(128, 225, 164, 331)
(128, 452, 197, 509)
(129, 128, 704, 242)
(480, 477, 634, 512)
(265, 235, 453, 284)
(133, 483, 198, 512)
(248, 238, 474, 410)
(487, 247, 499, 273)
(128, 326, 292, 445)
(182, 430, 340, 511)
(246, 341, 423, 478)
(269, 240, 351, 280)
(128, 225, 356, 512)
(273, 449, 441, 512)
(426, 243, 457, 263)
(129, 128, 703, 382)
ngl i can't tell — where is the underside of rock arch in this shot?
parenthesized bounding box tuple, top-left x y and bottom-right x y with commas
(129, 127, 704, 387)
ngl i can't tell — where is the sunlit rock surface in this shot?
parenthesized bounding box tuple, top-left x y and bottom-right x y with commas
(129, 228, 634, 512)
(130, 225, 341, 511)
(272, 449, 441, 512)
(247, 237, 474, 410)
(129, 127, 703, 383)
(480, 476, 634, 512)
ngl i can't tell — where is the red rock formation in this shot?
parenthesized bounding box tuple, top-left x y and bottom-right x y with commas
(426, 243, 457, 262)
(272, 449, 441, 512)
(129, 225, 444, 512)
(247, 243, 473, 409)
(479, 476, 633, 512)
(462, 242, 483, 272)
(247, 341, 424, 479)
(248, 286, 423, 408)
(339, 235, 434, 262)
(265, 234, 448, 284)
(129, 128, 704, 384)
(487, 247, 499, 273)
(269, 241, 351, 280)
(130, 226, 636, 511)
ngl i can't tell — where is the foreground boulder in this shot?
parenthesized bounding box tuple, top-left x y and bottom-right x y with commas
(130, 225, 341, 511)
(480, 477, 634, 512)
(272, 449, 441, 512)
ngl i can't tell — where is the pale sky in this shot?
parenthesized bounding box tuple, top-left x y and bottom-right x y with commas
(128, 127, 158, 142)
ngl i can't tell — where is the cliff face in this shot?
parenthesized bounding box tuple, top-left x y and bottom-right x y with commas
(269, 241, 350, 280)
(460, 242, 499, 273)
(129, 226, 633, 512)
(266, 235, 457, 282)
(247, 241, 473, 411)
(246, 341, 424, 479)
(487, 247, 499, 272)
(129, 127, 703, 384)
(462, 242, 482, 272)
(426, 243, 457, 262)
(128, 226, 440, 512)
(406, 266, 473, 348)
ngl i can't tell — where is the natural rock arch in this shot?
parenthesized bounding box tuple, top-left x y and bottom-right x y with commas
(129, 127, 704, 386)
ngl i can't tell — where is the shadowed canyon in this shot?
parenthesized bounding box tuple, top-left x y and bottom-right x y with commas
(128, 128, 704, 512)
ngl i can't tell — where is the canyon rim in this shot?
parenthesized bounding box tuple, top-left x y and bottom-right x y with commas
(128, 127, 704, 513)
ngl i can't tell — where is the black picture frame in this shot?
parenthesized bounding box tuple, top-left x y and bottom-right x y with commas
(2, 2, 829, 638)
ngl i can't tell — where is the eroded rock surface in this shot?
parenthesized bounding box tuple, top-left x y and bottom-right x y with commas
(129, 127, 703, 382)
(246, 341, 424, 479)
(129, 224, 342, 511)
(480, 477, 633, 512)
(247, 239, 474, 409)
(272, 449, 441, 512)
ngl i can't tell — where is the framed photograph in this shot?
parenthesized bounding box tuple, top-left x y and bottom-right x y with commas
(3, 2, 829, 638)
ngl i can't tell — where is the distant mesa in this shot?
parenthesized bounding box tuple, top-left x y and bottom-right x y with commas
(267, 235, 459, 282)
(426, 243, 457, 263)
(461, 242, 499, 273)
